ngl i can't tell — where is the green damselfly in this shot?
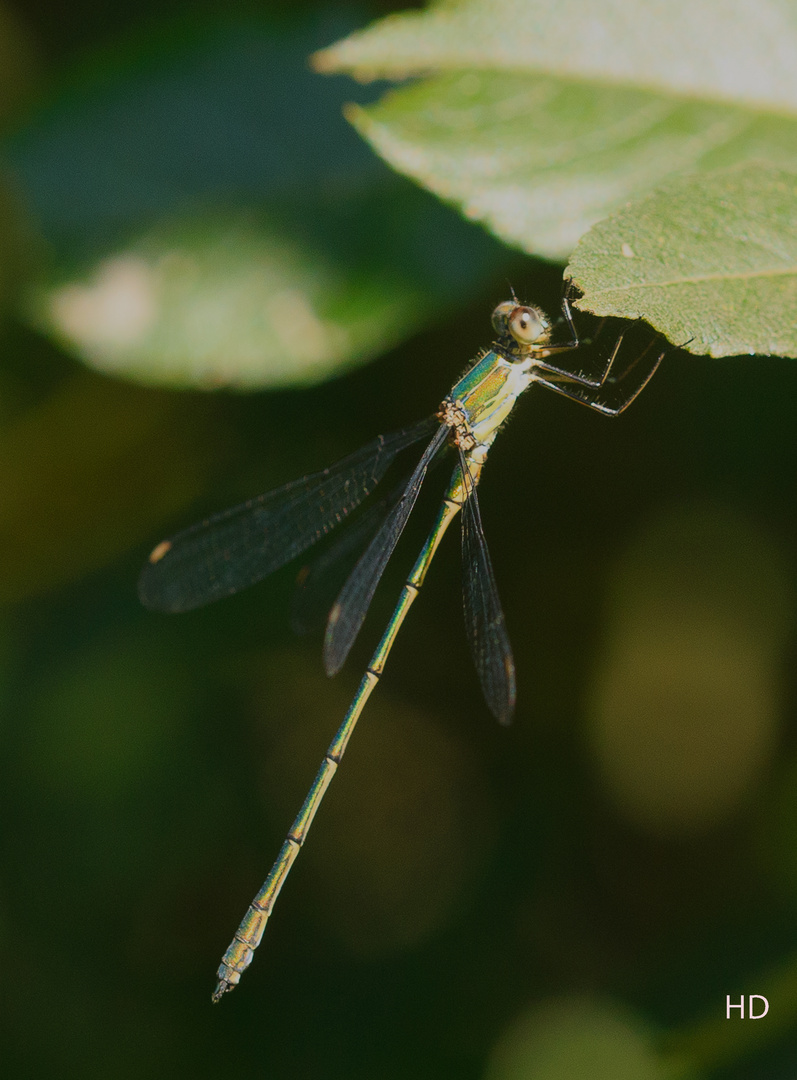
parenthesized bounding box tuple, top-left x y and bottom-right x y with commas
(139, 294, 664, 1001)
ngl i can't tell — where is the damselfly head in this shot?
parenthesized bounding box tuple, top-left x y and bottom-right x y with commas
(492, 301, 552, 351)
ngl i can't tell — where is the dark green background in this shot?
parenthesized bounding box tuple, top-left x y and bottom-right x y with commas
(2, 2, 797, 1077)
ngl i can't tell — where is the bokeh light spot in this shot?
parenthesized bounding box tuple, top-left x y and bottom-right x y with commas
(486, 995, 672, 1080)
(586, 502, 794, 837)
(50, 255, 157, 351)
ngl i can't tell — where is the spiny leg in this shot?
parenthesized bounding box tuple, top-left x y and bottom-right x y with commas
(554, 290, 608, 356)
(532, 341, 666, 416)
(599, 332, 661, 388)
(212, 494, 462, 1001)
(534, 285, 662, 391)
(542, 291, 579, 354)
(532, 320, 629, 387)
(503, 288, 613, 386)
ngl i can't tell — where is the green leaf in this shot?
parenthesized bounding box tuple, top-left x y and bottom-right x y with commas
(316, 0, 797, 262)
(6, 13, 507, 389)
(25, 203, 477, 390)
(567, 163, 797, 358)
(315, 0, 797, 111)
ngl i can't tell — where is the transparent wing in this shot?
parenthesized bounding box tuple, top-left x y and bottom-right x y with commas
(323, 424, 449, 675)
(458, 450, 516, 724)
(138, 419, 437, 614)
(290, 475, 410, 637)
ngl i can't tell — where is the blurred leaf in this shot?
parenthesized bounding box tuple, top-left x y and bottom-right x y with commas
(567, 164, 797, 358)
(0, 374, 226, 602)
(586, 501, 793, 837)
(316, 0, 797, 261)
(25, 196, 489, 389)
(486, 996, 694, 1080)
(315, 0, 797, 109)
(4, 12, 508, 389)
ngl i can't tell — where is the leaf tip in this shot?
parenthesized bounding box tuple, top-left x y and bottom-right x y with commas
(309, 45, 337, 74)
(342, 101, 367, 129)
(309, 41, 382, 83)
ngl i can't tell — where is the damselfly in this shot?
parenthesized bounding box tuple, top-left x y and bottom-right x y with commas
(139, 293, 665, 1001)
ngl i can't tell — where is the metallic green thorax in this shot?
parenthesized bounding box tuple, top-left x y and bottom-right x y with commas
(448, 347, 535, 453)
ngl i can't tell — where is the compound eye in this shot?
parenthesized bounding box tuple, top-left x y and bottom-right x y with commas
(491, 300, 515, 337)
(509, 306, 547, 345)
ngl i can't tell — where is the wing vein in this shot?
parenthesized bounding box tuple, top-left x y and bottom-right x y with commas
(324, 424, 449, 674)
(458, 447, 516, 723)
(138, 418, 437, 613)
